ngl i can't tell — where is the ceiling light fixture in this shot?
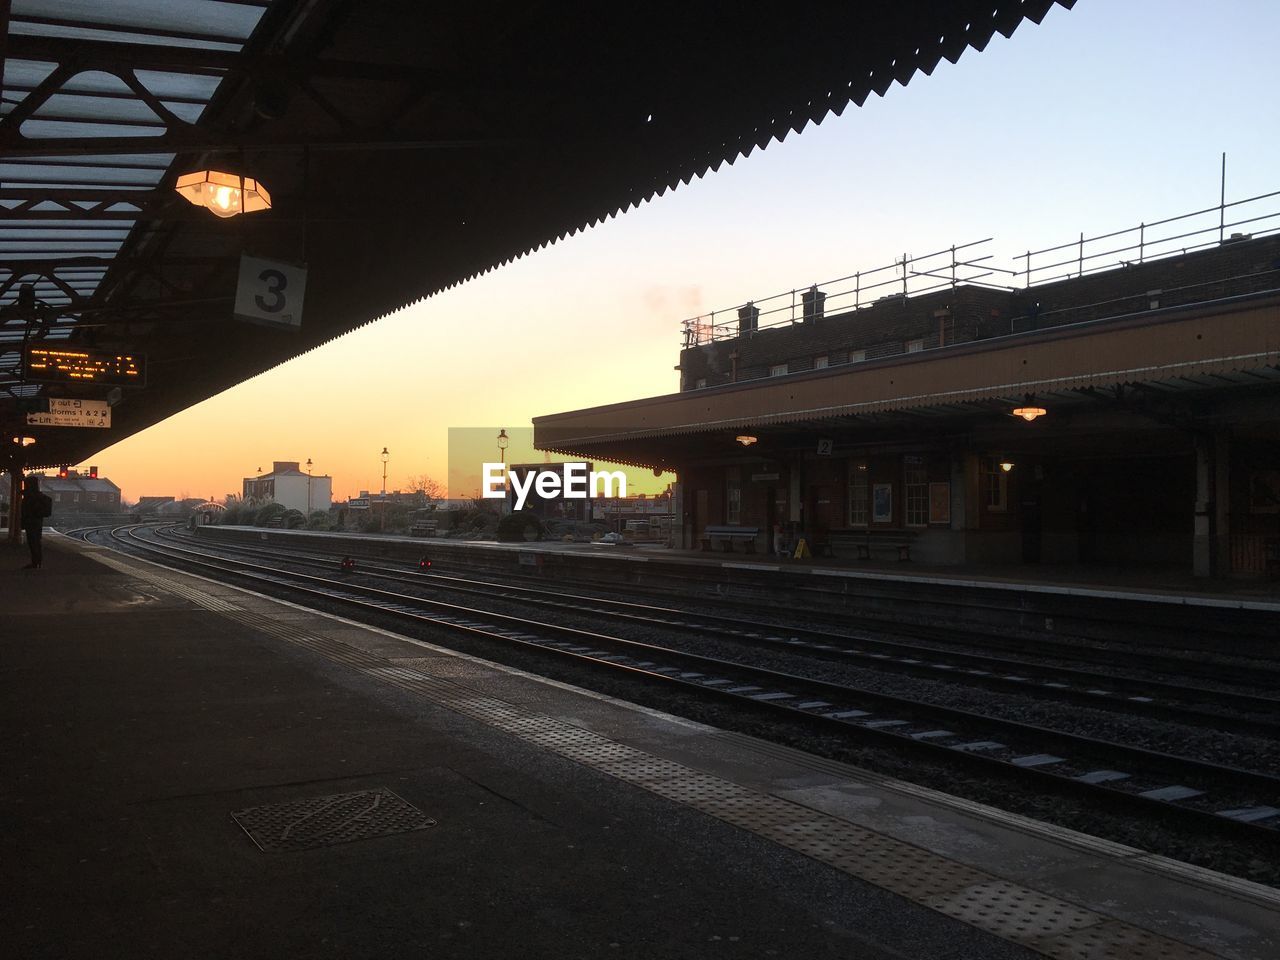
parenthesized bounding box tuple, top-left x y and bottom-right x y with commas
(735, 435, 758, 446)
(175, 170, 272, 218)
(999, 460, 1015, 472)
(1012, 405, 1047, 422)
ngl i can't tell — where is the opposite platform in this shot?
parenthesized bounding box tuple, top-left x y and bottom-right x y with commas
(2, 537, 1277, 959)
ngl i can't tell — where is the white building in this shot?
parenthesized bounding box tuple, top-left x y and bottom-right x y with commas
(243, 461, 332, 514)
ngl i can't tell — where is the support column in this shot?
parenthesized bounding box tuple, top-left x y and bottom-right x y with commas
(1193, 435, 1212, 577)
(1213, 431, 1231, 576)
(7, 468, 21, 544)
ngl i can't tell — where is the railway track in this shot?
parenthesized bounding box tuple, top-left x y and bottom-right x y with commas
(145, 524, 1280, 736)
(91, 523, 1280, 849)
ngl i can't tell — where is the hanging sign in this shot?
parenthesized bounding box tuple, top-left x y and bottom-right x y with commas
(26, 397, 112, 428)
(234, 254, 307, 330)
(22, 346, 144, 386)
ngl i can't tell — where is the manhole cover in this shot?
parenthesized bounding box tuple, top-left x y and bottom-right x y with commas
(232, 788, 435, 853)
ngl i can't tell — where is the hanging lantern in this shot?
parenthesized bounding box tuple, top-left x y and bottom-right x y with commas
(175, 170, 272, 218)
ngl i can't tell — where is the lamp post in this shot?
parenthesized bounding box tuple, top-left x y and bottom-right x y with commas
(497, 429, 509, 514)
(380, 447, 389, 531)
(306, 458, 313, 514)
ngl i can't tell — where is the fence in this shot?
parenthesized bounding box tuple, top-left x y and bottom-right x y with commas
(680, 189, 1280, 348)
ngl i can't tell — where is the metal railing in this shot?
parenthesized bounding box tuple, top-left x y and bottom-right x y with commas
(680, 189, 1280, 348)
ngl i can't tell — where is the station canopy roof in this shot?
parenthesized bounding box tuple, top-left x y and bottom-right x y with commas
(1, 0, 1073, 467)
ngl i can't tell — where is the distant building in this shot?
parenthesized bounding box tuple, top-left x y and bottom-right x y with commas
(9, 469, 124, 515)
(135, 496, 176, 516)
(244, 461, 333, 514)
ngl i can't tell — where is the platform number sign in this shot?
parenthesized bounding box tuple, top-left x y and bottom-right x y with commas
(234, 254, 307, 331)
(816, 437, 834, 456)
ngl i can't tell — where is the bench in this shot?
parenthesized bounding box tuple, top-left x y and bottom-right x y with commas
(410, 521, 437, 537)
(700, 525, 760, 553)
(829, 529, 918, 561)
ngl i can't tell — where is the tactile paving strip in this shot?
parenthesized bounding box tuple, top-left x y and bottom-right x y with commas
(923, 880, 1103, 941)
(1031, 920, 1223, 960)
(232, 788, 435, 853)
(765, 819, 994, 899)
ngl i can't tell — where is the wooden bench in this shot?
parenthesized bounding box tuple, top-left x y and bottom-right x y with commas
(829, 529, 918, 561)
(700, 525, 760, 553)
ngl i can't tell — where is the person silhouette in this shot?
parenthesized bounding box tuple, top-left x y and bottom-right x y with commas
(20, 474, 52, 570)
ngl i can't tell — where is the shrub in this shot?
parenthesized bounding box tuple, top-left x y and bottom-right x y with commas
(282, 509, 305, 529)
(496, 510, 542, 542)
(254, 502, 286, 526)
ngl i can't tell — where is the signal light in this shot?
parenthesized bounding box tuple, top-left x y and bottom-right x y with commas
(58, 466, 68, 479)
(418, 557, 432, 572)
(340, 556, 356, 572)
(89, 465, 98, 479)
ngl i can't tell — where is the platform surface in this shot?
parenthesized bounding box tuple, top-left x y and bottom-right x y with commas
(2, 536, 1278, 959)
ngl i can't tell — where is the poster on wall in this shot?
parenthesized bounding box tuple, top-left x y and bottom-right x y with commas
(872, 483, 893, 523)
(928, 482, 951, 524)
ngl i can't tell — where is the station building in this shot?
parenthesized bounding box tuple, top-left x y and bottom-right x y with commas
(243, 461, 333, 514)
(535, 232, 1280, 578)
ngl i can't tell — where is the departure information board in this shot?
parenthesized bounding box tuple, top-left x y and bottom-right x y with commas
(22, 346, 145, 386)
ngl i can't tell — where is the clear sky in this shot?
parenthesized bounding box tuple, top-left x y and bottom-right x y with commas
(81, 0, 1280, 503)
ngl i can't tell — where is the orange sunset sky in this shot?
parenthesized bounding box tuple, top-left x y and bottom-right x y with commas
(71, 1, 1279, 504)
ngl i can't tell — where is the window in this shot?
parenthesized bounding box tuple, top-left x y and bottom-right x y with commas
(981, 458, 1008, 512)
(813, 355, 829, 369)
(904, 463, 928, 526)
(906, 338, 925, 353)
(769, 363, 788, 377)
(726, 471, 742, 524)
(848, 349, 866, 363)
(848, 462, 869, 526)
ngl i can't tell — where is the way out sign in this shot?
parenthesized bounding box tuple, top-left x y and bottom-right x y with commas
(27, 398, 111, 428)
(235, 255, 307, 331)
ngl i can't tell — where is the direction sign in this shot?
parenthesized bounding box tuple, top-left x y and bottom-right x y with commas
(22, 346, 145, 386)
(26, 398, 112, 428)
(235, 254, 307, 330)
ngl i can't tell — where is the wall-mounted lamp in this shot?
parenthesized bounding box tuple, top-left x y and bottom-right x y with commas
(1012, 405, 1047, 422)
(735, 435, 758, 446)
(11, 435, 37, 446)
(999, 460, 1015, 472)
(175, 170, 272, 218)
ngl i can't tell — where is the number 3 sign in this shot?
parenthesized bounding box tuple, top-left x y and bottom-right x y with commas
(234, 254, 308, 330)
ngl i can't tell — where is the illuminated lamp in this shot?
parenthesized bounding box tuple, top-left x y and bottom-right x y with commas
(735, 435, 758, 446)
(340, 556, 356, 572)
(419, 557, 432, 572)
(999, 461, 1015, 473)
(11, 435, 36, 446)
(1012, 405, 1047, 422)
(175, 170, 272, 218)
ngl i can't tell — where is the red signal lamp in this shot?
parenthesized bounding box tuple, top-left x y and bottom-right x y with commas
(58, 466, 69, 478)
(418, 557, 432, 572)
(340, 556, 356, 572)
(89, 465, 98, 479)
